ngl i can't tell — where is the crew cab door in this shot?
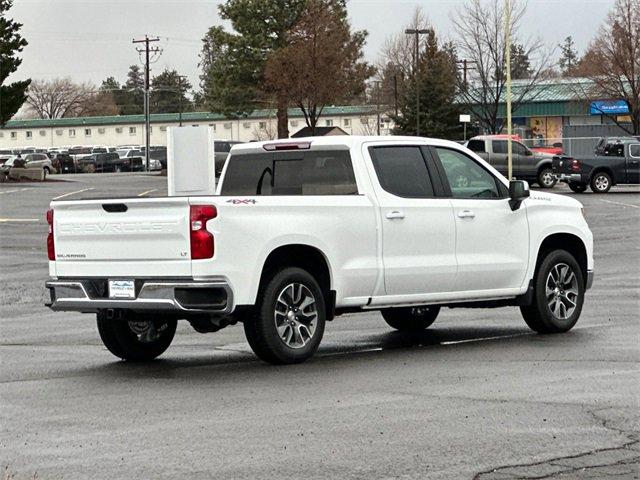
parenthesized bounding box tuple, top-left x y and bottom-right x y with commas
(628, 144, 640, 183)
(365, 145, 457, 295)
(431, 147, 529, 292)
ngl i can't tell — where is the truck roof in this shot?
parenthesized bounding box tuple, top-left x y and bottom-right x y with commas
(230, 135, 465, 153)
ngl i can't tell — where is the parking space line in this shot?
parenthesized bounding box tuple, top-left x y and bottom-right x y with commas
(599, 199, 640, 209)
(0, 189, 20, 195)
(52, 188, 94, 200)
(138, 189, 158, 197)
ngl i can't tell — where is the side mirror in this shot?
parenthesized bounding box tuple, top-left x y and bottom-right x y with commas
(509, 180, 530, 211)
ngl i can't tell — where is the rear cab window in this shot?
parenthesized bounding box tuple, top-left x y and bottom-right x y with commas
(220, 149, 358, 196)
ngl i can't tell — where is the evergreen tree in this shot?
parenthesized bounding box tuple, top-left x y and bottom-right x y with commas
(558, 36, 580, 76)
(122, 65, 145, 115)
(392, 29, 461, 139)
(510, 43, 532, 79)
(0, 0, 31, 126)
(200, 0, 307, 138)
(150, 69, 192, 114)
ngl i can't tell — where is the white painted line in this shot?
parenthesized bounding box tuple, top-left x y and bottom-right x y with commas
(138, 189, 157, 197)
(440, 332, 531, 345)
(0, 189, 20, 195)
(52, 187, 94, 200)
(0, 218, 40, 223)
(599, 199, 640, 209)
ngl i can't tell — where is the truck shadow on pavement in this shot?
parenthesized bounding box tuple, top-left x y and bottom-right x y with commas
(77, 324, 550, 382)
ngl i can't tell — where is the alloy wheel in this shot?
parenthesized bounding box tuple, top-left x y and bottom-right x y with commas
(545, 263, 579, 320)
(274, 283, 318, 349)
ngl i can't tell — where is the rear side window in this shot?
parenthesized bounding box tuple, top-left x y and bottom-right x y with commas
(221, 150, 357, 196)
(466, 140, 486, 153)
(369, 146, 435, 198)
(630, 144, 640, 158)
(492, 140, 507, 154)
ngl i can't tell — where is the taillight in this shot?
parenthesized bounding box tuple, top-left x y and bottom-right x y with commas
(46, 209, 55, 261)
(571, 159, 582, 172)
(190, 205, 216, 260)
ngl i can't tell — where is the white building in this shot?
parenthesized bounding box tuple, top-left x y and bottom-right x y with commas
(0, 105, 392, 150)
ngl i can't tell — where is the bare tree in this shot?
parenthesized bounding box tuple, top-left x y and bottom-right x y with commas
(452, 0, 552, 133)
(573, 0, 640, 134)
(264, 0, 374, 134)
(25, 78, 105, 119)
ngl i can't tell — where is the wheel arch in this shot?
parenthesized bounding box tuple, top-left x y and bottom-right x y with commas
(534, 233, 588, 285)
(258, 244, 335, 319)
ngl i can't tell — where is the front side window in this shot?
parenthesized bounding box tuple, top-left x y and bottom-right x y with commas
(466, 139, 485, 152)
(435, 148, 504, 199)
(221, 150, 357, 196)
(370, 146, 435, 198)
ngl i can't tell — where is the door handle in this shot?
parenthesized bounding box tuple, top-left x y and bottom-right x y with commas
(386, 210, 405, 220)
(457, 209, 476, 219)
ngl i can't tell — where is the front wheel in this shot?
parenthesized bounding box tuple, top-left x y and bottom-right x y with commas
(381, 306, 440, 332)
(244, 267, 326, 364)
(97, 311, 177, 361)
(520, 250, 585, 334)
(568, 182, 587, 193)
(537, 168, 557, 188)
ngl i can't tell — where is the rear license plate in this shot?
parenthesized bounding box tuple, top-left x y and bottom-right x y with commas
(108, 280, 135, 299)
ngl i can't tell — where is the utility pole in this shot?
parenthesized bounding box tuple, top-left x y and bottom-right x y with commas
(178, 75, 188, 127)
(393, 74, 399, 118)
(133, 35, 160, 172)
(504, 0, 513, 180)
(372, 80, 382, 136)
(456, 59, 477, 89)
(405, 28, 429, 137)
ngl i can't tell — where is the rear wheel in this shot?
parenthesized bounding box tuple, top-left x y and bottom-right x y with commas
(244, 267, 326, 364)
(537, 168, 557, 188)
(97, 311, 177, 361)
(520, 250, 585, 334)
(590, 172, 612, 193)
(568, 182, 587, 193)
(381, 306, 440, 332)
(43, 166, 51, 177)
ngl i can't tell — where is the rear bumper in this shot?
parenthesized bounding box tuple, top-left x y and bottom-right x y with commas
(45, 279, 234, 314)
(555, 173, 584, 183)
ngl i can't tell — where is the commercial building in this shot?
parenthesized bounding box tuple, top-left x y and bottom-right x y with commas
(0, 105, 392, 150)
(472, 78, 636, 146)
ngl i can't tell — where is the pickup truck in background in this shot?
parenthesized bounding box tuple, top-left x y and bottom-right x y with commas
(553, 137, 640, 193)
(79, 152, 143, 173)
(45, 136, 593, 365)
(466, 135, 557, 188)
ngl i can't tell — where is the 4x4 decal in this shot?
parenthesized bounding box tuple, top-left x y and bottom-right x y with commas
(226, 199, 257, 205)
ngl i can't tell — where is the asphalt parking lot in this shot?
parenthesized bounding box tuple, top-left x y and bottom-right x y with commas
(1, 173, 639, 479)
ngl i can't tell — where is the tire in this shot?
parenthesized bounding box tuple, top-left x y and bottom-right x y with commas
(568, 182, 587, 193)
(43, 166, 50, 176)
(590, 171, 612, 193)
(244, 267, 326, 365)
(96, 311, 177, 361)
(537, 167, 557, 188)
(381, 306, 440, 332)
(520, 249, 585, 334)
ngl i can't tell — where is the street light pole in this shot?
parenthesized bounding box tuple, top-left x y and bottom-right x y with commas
(405, 28, 429, 137)
(504, 0, 513, 180)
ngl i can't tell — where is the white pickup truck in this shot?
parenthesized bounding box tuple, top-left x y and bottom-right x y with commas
(46, 136, 594, 364)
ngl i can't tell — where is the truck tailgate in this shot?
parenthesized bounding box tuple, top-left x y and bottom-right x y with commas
(552, 155, 573, 174)
(51, 197, 192, 277)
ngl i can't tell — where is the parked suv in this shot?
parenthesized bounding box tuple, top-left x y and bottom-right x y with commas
(466, 135, 557, 188)
(24, 153, 55, 175)
(46, 136, 593, 365)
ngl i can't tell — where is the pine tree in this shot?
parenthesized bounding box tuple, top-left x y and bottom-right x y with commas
(392, 29, 461, 139)
(558, 36, 580, 77)
(0, 0, 31, 126)
(510, 43, 532, 79)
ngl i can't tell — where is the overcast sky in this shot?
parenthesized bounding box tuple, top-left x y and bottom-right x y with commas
(8, 0, 614, 90)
